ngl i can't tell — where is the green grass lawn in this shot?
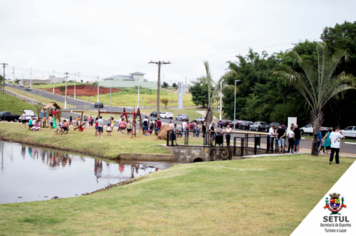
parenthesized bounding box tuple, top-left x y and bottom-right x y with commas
(0, 92, 35, 115)
(0, 154, 354, 235)
(5, 86, 74, 108)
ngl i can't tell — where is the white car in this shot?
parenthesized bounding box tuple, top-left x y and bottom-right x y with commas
(300, 124, 330, 135)
(342, 126, 356, 138)
(159, 112, 173, 119)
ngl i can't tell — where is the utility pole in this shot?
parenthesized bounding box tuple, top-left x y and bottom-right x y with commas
(30, 68, 32, 88)
(1, 63, 8, 93)
(149, 61, 171, 115)
(97, 76, 99, 103)
(64, 72, 69, 108)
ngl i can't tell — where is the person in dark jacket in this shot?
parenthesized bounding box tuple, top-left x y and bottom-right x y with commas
(294, 125, 301, 153)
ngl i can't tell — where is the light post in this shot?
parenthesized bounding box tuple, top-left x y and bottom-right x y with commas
(233, 80, 241, 133)
(64, 72, 68, 108)
(110, 86, 112, 111)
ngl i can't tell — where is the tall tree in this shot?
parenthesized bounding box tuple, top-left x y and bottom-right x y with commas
(275, 43, 355, 156)
(189, 77, 209, 107)
(321, 21, 356, 127)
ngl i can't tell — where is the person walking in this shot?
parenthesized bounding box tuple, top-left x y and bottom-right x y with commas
(322, 129, 332, 155)
(329, 127, 345, 165)
(293, 125, 301, 153)
(287, 128, 295, 154)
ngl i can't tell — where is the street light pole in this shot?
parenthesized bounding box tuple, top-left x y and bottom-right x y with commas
(110, 86, 112, 112)
(233, 80, 241, 133)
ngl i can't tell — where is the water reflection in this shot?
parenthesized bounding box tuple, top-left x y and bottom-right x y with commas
(0, 140, 171, 204)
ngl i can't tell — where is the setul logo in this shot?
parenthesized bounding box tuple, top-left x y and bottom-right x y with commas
(324, 193, 347, 215)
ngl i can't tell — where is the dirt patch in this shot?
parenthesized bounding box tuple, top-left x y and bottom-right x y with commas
(44, 85, 121, 97)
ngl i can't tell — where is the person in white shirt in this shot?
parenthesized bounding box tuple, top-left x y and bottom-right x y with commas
(97, 116, 104, 138)
(268, 125, 276, 149)
(329, 127, 345, 165)
(287, 128, 295, 153)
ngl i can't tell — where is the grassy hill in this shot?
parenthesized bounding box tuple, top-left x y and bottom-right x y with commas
(0, 92, 35, 115)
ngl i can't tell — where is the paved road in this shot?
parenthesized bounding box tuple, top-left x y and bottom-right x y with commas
(5, 84, 356, 155)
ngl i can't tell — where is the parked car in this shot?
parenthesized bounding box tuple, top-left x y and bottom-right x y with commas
(269, 122, 280, 128)
(341, 126, 356, 138)
(94, 102, 104, 108)
(159, 112, 173, 119)
(238, 121, 253, 130)
(229, 119, 242, 128)
(220, 119, 232, 127)
(299, 124, 330, 135)
(0, 111, 20, 122)
(149, 111, 161, 117)
(250, 121, 269, 132)
(193, 116, 205, 123)
(175, 114, 189, 121)
(25, 88, 32, 91)
(20, 84, 24, 87)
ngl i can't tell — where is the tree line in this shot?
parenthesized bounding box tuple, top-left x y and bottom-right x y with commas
(190, 21, 356, 128)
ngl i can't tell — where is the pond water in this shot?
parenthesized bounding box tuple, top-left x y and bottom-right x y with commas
(0, 140, 172, 204)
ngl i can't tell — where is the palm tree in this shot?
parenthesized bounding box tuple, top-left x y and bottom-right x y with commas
(275, 43, 355, 156)
(203, 61, 214, 128)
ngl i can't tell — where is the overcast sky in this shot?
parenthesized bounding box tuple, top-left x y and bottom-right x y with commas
(1, 0, 355, 84)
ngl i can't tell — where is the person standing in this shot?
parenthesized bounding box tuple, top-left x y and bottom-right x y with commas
(329, 127, 345, 165)
(202, 122, 207, 138)
(276, 125, 286, 154)
(322, 129, 332, 155)
(287, 128, 295, 154)
(293, 125, 301, 153)
(317, 127, 322, 150)
(156, 118, 161, 133)
(94, 117, 98, 137)
(268, 125, 276, 150)
(182, 120, 187, 137)
(210, 123, 216, 146)
(21, 111, 27, 128)
(196, 122, 201, 138)
(69, 116, 73, 126)
(48, 115, 53, 131)
(98, 116, 104, 138)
